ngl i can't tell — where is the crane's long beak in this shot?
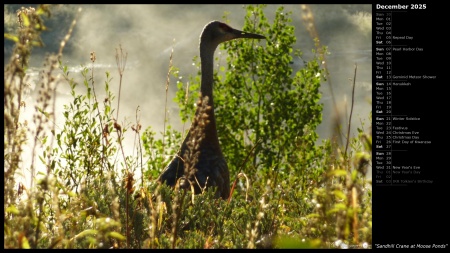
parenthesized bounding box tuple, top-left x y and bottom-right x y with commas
(234, 29, 266, 40)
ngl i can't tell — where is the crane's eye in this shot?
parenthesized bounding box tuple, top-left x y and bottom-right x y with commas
(219, 23, 232, 32)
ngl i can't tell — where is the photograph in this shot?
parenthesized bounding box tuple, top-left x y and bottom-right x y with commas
(4, 4, 374, 249)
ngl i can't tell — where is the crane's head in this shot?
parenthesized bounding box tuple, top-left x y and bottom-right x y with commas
(200, 20, 265, 48)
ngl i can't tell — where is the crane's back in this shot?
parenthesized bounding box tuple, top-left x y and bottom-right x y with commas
(158, 128, 230, 199)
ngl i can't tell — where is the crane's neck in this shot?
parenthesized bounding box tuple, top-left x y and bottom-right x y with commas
(199, 43, 216, 102)
(197, 42, 219, 144)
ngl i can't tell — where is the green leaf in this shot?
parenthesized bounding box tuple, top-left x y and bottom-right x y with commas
(4, 33, 19, 43)
(20, 13, 30, 27)
(333, 190, 347, 201)
(275, 236, 321, 249)
(6, 205, 20, 215)
(20, 235, 31, 249)
(329, 169, 347, 177)
(72, 229, 98, 241)
(107, 231, 126, 241)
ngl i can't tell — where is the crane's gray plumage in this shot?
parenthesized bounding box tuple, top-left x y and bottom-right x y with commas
(157, 21, 265, 199)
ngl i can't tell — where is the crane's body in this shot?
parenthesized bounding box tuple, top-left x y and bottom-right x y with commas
(157, 21, 265, 199)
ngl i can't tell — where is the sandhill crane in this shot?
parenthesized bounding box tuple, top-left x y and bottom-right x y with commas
(157, 21, 265, 199)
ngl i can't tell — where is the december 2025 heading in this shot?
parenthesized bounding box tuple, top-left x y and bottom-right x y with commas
(375, 4, 426, 10)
